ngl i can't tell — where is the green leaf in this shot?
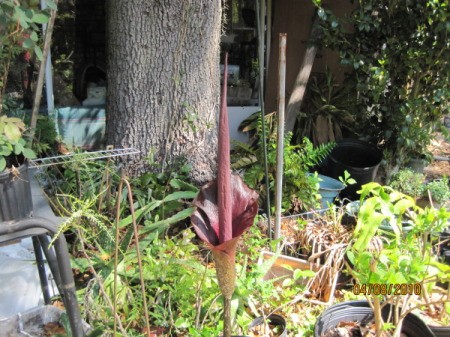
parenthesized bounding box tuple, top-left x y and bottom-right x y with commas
(444, 302, 450, 316)
(162, 190, 198, 202)
(169, 178, 198, 192)
(429, 260, 450, 272)
(31, 13, 49, 24)
(293, 269, 315, 279)
(174, 317, 189, 329)
(139, 172, 156, 186)
(0, 146, 12, 156)
(0, 157, 5, 172)
(34, 45, 43, 61)
(22, 147, 36, 159)
(71, 257, 90, 272)
(86, 328, 104, 337)
(347, 250, 355, 265)
(142, 207, 195, 234)
(353, 211, 386, 252)
(4, 124, 21, 141)
(45, 0, 58, 10)
(14, 7, 30, 29)
(14, 142, 25, 154)
(118, 201, 160, 228)
(30, 31, 38, 41)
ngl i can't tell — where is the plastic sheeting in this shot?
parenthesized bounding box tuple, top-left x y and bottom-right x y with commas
(0, 239, 57, 318)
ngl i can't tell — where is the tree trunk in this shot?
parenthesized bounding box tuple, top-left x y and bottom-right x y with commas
(106, 1, 221, 185)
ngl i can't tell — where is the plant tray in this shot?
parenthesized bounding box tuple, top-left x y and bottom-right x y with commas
(260, 251, 318, 285)
(0, 305, 89, 337)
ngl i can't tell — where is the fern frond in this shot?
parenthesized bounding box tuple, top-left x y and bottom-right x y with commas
(231, 155, 258, 170)
(231, 140, 256, 155)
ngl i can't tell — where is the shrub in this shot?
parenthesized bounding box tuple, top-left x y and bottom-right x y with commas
(424, 177, 450, 205)
(388, 169, 425, 199)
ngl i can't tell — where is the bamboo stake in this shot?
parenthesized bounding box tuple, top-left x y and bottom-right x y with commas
(29, 0, 58, 140)
(274, 34, 287, 240)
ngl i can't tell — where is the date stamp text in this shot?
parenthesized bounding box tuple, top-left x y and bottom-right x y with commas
(353, 283, 422, 296)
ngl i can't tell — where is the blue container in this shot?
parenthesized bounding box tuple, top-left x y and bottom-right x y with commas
(317, 174, 344, 208)
(57, 106, 106, 150)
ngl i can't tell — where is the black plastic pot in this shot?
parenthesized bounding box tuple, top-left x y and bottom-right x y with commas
(219, 314, 287, 337)
(441, 248, 450, 264)
(439, 232, 450, 263)
(0, 162, 33, 222)
(249, 314, 287, 337)
(323, 139, 382, 201)
(429, 325, 450, 337)
(314, 300, 435, 337)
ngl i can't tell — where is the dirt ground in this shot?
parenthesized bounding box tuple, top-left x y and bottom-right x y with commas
(424, 131, 450, 179)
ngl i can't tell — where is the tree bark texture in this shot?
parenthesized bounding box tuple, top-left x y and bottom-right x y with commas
(106, 1, 221, 185)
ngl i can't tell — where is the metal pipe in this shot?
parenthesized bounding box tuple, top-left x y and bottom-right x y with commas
(265, 0, 272, 80)
(274, 33, 287, 241)
(256, 0, 272, 238)
(32, 236, 51, 304)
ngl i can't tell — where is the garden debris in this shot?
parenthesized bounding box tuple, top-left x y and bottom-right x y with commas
(280, 214, 350, 303)
(248, 321, 283, 337)
(321, 321, 362, 337)
(43, 321, 65, 336)
(425, 132, 450, 179)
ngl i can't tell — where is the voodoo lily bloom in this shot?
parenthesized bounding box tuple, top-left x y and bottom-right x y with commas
(191, 55, 259, 337)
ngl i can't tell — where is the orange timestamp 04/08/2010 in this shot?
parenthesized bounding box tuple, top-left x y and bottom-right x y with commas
(353, 283, 422, 296)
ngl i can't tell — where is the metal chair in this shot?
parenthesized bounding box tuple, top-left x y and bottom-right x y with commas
(0, 174, 84, 337)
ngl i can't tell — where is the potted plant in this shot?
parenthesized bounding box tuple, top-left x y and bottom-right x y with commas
(248, 314, 287, 337)
(388, 168, 425, 201)
(0, 115, 36, 222)
(263, 204, 354, 304)
(388, 170, 449, 208)
(315, 300, 435, 337)
(295, 68, 355, 147)
(421, 177, 450, 208)
(315, 182, 450, 337)
(232, 119, 335, 213)
(321, 138, 383, 201)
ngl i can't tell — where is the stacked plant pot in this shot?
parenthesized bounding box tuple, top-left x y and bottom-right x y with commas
(0, 161, 33, 223)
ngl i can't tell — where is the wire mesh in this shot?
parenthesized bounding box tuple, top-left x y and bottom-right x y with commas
(29, 148, 140, 168)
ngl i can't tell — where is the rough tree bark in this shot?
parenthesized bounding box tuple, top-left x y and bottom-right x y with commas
(106, 1, 221, 185)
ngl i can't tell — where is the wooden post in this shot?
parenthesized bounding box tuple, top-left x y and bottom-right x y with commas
(29, 1, 59, 140)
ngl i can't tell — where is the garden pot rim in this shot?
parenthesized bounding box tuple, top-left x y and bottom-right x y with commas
(0, 158, 29, 176)
(314, 300, 435, 337)
(248, 313, 287, 337)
